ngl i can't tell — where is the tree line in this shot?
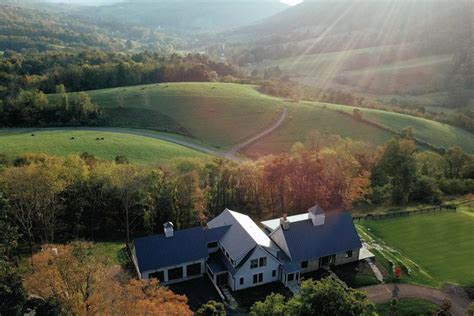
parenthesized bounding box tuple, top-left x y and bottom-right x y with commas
(0, 49, 238, 99)
(0, 87, 103, 128)
(0, 135, 472, 257)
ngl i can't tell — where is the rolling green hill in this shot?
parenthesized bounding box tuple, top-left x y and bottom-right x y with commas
(50, 83, 287, 149)
(306, 102, 474, 152)
(0, 130, 208, 165)
(49, 83, 474, 156)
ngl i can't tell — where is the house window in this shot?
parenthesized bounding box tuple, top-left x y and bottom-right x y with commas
(168, 267, 183, 281)
(301, 261, 308, 269)
(259, 257, 267, 267)
(186, 263, 201, 276)
(287, 273, 294, 282)
(250, 259, 258, 269)
(207, 241, 218, 249)
(253, 273, 263, 284)
(149, 270, 165, 282)
(346, 250, 353, 258)
(240, 277, 244, 285)
(272, 270, 276, 277)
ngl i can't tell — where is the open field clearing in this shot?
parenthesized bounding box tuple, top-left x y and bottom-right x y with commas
(49, 83, 286, 149)
(0, 130, 208, 164)
(306, 102, 474, 153)
(358, 210, 474, 287)
(50, 83, 474, 155)
(243, 102, 393, 156)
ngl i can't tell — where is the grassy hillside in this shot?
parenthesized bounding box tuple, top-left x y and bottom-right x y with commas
(243, 102, 394, 157)
(359, 210, 474, 287)
(307, 102, 474, 153)
(246, 46, 452, 95)
(50, 82, 474, 156)
(50, 83, 287, 149)
(0, 130, 207, 165)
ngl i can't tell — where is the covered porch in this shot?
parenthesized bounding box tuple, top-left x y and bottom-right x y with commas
(206, 252, 230, 288)
(280, 262, 301, 293)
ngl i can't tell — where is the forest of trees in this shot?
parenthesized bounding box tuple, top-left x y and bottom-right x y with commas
(0, 50, 239, 98)
(0, 4, 178, 53)
(0, 135, 472, 260)
(0, 88, 103, 127)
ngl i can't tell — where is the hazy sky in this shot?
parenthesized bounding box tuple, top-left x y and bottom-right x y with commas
(281, 0, 303, 5)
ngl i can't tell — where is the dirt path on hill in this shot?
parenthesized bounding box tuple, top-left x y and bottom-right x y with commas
(6, 109, 288, 162)
(360, 283, 471, 316)
(225, 107, 288, 160)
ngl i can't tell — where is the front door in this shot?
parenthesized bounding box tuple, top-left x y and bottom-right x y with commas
(216, 272, 228, 286)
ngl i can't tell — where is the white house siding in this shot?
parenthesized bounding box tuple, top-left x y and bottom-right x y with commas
(142, 259, 206, 284)
(231, 246, 280, 291)
(335, 248, 360, 265)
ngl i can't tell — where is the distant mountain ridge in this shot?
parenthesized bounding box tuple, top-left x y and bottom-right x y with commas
(77, 0, 289, 34)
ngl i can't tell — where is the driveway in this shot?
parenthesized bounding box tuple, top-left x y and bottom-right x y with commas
(360, 283, 471, 316)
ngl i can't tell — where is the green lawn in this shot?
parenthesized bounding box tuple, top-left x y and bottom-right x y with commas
(306, 101, 474, 153)
(50, 82, 286, 149)
(359, 211, 474, 287)
(0, 130, 208, 164)
(376, 299, 438, 316)
(49, 82, 474, 155)
(243, 102, 393, 156)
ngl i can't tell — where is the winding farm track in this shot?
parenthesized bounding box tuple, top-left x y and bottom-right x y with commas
(225, 107, 288, 160)
(361, 283, 471, 316)
(4, 107, 288, 161)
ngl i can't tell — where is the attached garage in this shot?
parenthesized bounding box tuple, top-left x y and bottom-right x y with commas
(186, 262, 202, 277)
(168, 267, 184, 281)
(149, 270, 165, 282)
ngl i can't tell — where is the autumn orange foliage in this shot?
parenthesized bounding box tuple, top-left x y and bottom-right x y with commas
(24, 243, 192, 316)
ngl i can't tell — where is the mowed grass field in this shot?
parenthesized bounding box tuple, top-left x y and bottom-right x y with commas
(307, 102, 474, 153)
(0, 130, 208, 164)
(50, 82, 286, 149)
(360, 211, 474, 287)
(243, 102, 394, 156)
(49, 82, 474, 156)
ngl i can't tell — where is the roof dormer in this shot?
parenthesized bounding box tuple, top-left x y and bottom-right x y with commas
(308, 205, 325, 226)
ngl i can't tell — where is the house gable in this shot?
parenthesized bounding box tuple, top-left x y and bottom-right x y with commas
(230, 246, 280, 291)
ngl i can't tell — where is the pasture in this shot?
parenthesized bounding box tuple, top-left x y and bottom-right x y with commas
(243, 102, 393, 156)
(307, 102, 474, 153)
(359, 210, 474, 287)
(50, 82, 286, 149)
(0, 130, 208, 164)
(49, 82, 474, 156)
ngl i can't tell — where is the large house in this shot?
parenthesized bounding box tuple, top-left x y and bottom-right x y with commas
(131, 205, 362, 292)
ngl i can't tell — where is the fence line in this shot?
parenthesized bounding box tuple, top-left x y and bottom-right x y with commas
(353, 204, 457, 222)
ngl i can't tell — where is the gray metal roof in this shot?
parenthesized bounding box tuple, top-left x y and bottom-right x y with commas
(261, 213, 310, 231)
(270, 212, 362, 263)
(207, 209, 275, 263)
